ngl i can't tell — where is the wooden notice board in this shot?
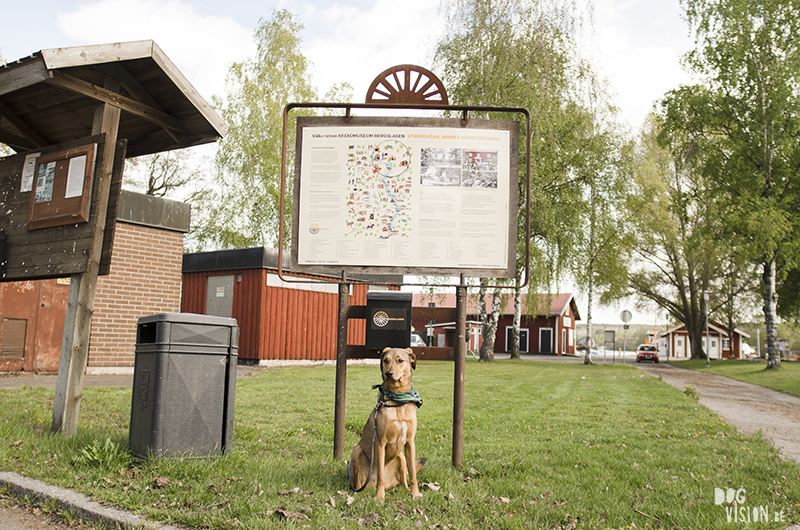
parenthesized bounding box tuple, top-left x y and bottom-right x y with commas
(0, 134, 126, 282)
(27, 143, 97, 230)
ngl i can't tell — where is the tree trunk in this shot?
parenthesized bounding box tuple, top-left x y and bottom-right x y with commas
(584, 277, 594, 365)
(763, 257, 782, 369)
(480, 287, 500, 362)
(510, 284, 521, 359)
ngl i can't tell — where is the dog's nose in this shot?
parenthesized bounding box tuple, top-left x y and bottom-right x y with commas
(385, 370, 394, 378)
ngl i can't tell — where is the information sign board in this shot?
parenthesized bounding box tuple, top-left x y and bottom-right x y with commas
(291, 116, 519, 278)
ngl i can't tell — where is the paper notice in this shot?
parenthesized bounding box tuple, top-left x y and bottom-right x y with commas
(20, 153, 41, 192)
(65, 155, 87, 198)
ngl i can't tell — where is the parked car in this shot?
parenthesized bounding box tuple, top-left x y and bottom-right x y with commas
(636, 344, 659, 363)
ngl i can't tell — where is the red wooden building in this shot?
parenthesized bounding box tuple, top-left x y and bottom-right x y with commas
(180, 247, 402, 363)
(411, 292, 581, 355)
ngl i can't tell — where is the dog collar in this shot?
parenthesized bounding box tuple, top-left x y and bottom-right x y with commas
(373, 384, 423, 408)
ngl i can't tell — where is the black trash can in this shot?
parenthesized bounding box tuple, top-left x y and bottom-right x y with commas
(129, 313, 239, 459)
(365, 291, 413, 350)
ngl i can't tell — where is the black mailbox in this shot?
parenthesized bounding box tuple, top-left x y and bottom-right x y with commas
(365, 291, 413, 350)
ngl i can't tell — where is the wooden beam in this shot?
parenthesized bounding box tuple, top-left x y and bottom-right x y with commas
(45, 71, 190, 135)
(0, 58, 50, 97)
(0, 130, 37, 151)
(52, 76, 121, 436)
(0, 100, 50, 147)
(40, 41, 156, 70)
(106, 63, 181, 143)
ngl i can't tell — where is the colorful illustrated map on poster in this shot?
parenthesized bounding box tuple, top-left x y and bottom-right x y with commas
(345, 139, 412, 239)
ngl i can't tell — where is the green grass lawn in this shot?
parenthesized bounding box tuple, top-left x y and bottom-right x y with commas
(2, 360, 800, 530)
(669, 359, 800, 398)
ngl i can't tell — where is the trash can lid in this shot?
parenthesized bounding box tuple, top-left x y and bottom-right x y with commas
(137, 313, 238, 327)
(366, 291, 412, 302)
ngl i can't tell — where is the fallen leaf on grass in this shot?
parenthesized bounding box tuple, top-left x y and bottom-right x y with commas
(499, 497, 511, 504)
(356, 512, 379, 526)
(277, 487, 309, 496)
(153, 477, 170, 488)
(274, 508, 309, 522)
(9, 440, 24, 448)
(421, 482, 441, 491)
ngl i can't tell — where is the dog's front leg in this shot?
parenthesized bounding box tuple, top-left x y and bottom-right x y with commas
(374, 442, 387, 501)
(405, 437, 422, 498)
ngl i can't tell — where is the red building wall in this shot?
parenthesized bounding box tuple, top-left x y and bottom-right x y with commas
(181, 270, 371, 361)
(0, 221, 185, 373)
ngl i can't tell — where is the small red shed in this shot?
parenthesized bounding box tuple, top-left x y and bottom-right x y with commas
(180, 247, 402, 363)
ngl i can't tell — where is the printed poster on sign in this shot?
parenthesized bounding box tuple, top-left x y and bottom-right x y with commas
(293, 117, 518, 278)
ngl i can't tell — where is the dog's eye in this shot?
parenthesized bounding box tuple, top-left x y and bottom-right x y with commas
(397, 358, 403, 363)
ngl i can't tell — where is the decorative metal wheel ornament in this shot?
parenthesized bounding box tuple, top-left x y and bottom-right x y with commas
(365, 65, 449, 105)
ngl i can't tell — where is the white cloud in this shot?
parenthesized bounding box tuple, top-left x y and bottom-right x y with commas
(301, 0, 445, 100)
(584, 0, 695, 129)
(56, 0, 255, 101)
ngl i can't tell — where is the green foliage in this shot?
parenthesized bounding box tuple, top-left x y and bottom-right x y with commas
(193, 9, 321, 251)
(434, 0, 593, 289)
(1, 362, 799, 529)
(74, 436, 134, 472)
(683, 384, 701, 400)
(662, 0, 800, 366)
(628, 115, 728, 358)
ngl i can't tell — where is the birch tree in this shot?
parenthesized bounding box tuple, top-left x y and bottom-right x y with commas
(193, 10, 318, 250)
(435, 0, 592, 359)
(660, 0, 800, 368)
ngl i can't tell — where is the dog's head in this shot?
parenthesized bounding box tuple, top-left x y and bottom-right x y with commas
(380, 347, 416, 392)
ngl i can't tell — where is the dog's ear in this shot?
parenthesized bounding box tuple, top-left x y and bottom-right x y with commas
(406, 348, 416, 370)
(382, 347, 392, 353)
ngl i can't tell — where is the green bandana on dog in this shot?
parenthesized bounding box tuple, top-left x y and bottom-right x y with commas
(373, 384, 423, 408)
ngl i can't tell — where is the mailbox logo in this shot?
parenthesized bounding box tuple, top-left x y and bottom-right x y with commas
(373, 311, 390, 327)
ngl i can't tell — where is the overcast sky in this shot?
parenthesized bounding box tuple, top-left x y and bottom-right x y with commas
(0, 0, 696, 324)
(2, 0, 695, 129)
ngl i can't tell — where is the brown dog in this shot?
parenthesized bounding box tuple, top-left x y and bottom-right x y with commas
(348, 347, 425, 500)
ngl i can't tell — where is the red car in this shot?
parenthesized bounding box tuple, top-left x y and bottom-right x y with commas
(636, 344, 659, 363)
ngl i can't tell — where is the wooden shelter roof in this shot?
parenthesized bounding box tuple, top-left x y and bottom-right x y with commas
(0, 40, 227, 157)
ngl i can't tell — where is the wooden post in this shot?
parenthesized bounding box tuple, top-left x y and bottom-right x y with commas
(452, 282, 467, 469)
(51, 273, 81, 432)
(333, 282, 350, 459)
(51, 77, 121, 435)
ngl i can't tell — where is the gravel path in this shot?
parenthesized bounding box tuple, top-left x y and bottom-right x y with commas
(636, 362, 800, 466)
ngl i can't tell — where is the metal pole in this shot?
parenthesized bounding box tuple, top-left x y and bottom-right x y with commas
(452, 280, 467, 469)
(333, 281, 350, 460)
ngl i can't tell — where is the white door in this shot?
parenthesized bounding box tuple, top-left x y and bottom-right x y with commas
(674, 336, 686, 358)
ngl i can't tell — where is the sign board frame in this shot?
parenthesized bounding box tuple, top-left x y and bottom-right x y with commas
(27, 142, 97, 230)
(290, 115, 520, 279)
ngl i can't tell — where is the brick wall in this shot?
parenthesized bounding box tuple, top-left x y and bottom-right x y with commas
(88, 222, 184, 371)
